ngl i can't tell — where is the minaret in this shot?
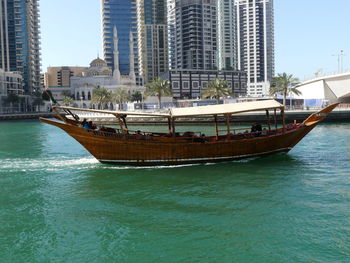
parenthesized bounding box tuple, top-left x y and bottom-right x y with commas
(129, 31, 136, 83)
(113, 26, 121, 84)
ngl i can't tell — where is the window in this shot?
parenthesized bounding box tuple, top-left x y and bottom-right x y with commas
(183, 81, 189, 89)
(172, 81, 179, 89)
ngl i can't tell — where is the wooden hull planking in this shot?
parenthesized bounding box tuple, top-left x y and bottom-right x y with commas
(40, 118, 314, 165)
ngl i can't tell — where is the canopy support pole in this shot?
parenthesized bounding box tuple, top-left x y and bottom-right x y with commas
(274, 109, 277, 130)
(225, 114, 231, 134)
(214, 115, 219, 140)
(281, 109, 286, 133)
(168, 118, 172, 134)
(266, 110, 271, 131)
(172, 118, 176, 137)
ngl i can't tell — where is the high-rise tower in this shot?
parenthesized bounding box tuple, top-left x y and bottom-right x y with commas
(235, 0, 274, 97)
(102, 0, 139, 81)
(173, 0, 218, 70)
(136, 0, 168, 83)
(167, 0, 176, 69)
(218, 0, 237, 70)
(0, 0, 41, 92)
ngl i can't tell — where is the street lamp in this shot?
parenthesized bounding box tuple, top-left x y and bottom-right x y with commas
(333, 50, 346, 73)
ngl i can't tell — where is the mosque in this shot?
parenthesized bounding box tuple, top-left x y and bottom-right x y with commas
(70, 27, 145, 109)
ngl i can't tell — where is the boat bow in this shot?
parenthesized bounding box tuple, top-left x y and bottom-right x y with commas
(303, 103, 339, 126)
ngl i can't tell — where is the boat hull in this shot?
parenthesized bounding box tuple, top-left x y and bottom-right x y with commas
(39, 118, 316, 165)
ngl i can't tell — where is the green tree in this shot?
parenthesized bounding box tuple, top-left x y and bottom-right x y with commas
(270, 73, 301, 106)
(92, 87, 112, 109)
(145, 77, 172, 109)
(42, 90, 53, 101)
(202, 78, 231, 104)
(61, 90, 73, 98)
(62, 96, 74, 106)
(113, 88, 129, 110)
(3, 93, 21, 112)
(32, 91, 45, 111)
(3, 93, 20, 106)
(130, 91, 142, 103)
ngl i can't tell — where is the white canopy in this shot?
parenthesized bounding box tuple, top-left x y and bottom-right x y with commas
(169, 100, 284, 118)
(54, 100, 283, 119)
(53, 106, 170, 117)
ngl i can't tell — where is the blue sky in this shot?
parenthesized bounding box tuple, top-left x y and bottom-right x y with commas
(40, 0, 350, 81)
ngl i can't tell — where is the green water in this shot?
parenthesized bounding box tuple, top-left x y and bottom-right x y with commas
(0, 120, 349, 262)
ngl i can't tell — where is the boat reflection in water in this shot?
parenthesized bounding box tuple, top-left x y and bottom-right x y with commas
(40, 100, 339, 166)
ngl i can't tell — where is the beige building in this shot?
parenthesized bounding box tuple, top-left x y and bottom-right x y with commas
(44, 66, 87, 88)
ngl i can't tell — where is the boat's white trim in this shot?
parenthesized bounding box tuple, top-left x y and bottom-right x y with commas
(98, 147, 292, 164)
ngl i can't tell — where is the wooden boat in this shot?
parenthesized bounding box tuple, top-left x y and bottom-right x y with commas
(40, 100, 339, 165)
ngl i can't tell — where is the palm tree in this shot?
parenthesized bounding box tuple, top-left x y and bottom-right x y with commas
(270, 73, 301, 106)
(113, 88, 129, 110)
(202, 78, 231, 104)
(61, 90, 72, 98)
(32, 91, 45, 111)
(92, 87, 112, 109)
(130, 91, 142, 103)
(145, 77, 172, 109)
(3, 93, 20, 112)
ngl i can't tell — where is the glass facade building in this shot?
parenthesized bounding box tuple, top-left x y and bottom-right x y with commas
(218, 0, 237, 70)
(102, 0, 138, 78)
(0, 0, 41, 93)
(136, 0, 168, 83)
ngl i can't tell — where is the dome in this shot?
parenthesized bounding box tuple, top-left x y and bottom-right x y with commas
(90, 57, 107, 67)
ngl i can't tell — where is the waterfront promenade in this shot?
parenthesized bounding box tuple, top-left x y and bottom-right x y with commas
(0, 112, 54, 121)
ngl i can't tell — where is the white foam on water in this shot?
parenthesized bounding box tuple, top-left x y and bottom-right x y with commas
(1, 157, 99, 172)
(99, 163, 201, 170)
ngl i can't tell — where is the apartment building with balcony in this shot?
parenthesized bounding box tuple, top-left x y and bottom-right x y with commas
(218, 0, 237, 70)
(172, 0, 218, 70)
(136, 0, 168, 83)
(235, 0, 274, 97)
(44, 66, 87, 89)
(0, 0, 41, 93)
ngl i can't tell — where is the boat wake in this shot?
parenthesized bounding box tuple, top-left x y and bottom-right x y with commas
(99, 163, 201, 170)
(0, 157, 100, 172)
(1, 155, 265, 173)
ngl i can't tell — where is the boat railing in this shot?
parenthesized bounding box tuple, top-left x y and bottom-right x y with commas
(80, 123, 303, 142)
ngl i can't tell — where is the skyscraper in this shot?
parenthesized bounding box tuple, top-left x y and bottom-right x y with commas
(167, 0, 176, 69)
(102, 0, 139, 80)
(136, 0, 168, 83)
(0, 0, 41, 93)
(173, 0, 218, 70)
(235, 0, 274, 97)
(217, 0, 237, 70)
